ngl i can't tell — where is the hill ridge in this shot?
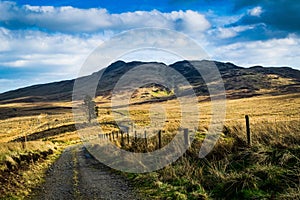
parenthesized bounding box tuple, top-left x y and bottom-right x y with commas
(0, 60, 299, 103)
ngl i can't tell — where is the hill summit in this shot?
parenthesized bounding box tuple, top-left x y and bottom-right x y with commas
(0, 60, 299, 103)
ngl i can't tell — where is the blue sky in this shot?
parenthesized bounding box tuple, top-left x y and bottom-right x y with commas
(0, 0, 300, 92)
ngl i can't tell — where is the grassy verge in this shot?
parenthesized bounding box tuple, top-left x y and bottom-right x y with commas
(121, 121, 300, 200)
(0, 141, 65, 199)
(0, 104, 82, 199)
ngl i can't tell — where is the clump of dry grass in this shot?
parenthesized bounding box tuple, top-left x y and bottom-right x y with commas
(105, 93, 300, 199)
(0, 101, 79, 199)
(0, 141, 55, 171)
(0, 140, 60, 199)
(121, 119, 299, 199)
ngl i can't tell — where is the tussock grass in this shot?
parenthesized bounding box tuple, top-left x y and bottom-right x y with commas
(0, 141, 56, 197)
(0, 141, 54, 163)
(103, 94, 300, 199)
(0, 101, 78, 199)
(0, 146, 63, 199)
(122, 120, 299, 199)
(0, 141, 60, 199)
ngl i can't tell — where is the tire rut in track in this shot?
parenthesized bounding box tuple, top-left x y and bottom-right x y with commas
(29, 145, 141, 200)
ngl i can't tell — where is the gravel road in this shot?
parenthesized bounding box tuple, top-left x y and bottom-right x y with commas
(29, 145, 141, 200)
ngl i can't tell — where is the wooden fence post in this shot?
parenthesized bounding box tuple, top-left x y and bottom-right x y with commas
(184, 128, 189, 147)
(121, 131, 124, 147)
(144, 130, 148, 151)
(245, 115, 251, 146)
(158, 130, 162, 149)
(126, 128, 130, 144)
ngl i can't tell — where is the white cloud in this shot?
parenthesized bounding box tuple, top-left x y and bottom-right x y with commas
(210, 34, 300, 69)
(209, 25, 253, 39)
(0, 2, 210, 34)
(216, 27, 238, 39)
(77, 28, 211, 76)
(0, 27, 107, 90)
(248, 6, 263, 17)
(167, 10, 211, 32)
(0, 28, 106, 55)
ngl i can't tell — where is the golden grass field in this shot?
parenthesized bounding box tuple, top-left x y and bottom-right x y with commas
(0, 92, 299, 199)
(95, 92, 300, 199)
(0, 101, 79, 198)
(95, 92, 300, 134)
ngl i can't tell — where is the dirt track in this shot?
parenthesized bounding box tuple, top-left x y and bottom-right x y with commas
(29, 145, 141, 200)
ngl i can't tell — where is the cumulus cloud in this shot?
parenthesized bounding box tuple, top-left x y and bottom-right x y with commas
(248, 6, 263, 17)
(210, 34, 300, 69)
(0, 27, 104, 69)
(0, 1, 210, 33)
(0, 27, 107, 92)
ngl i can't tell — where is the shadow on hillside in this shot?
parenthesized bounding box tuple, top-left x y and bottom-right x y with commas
(11, 123, 78, 142)
(10, 121, 119, 142)
(0, 106, 72, 120)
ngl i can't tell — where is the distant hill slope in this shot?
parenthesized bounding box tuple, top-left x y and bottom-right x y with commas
(0, 60, 299, 103)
